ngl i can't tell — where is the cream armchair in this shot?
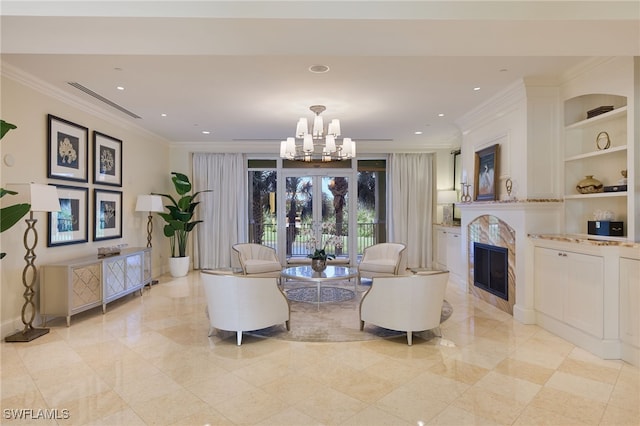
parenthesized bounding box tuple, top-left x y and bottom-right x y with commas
(357, 242, 408, 280)
(232, 243, 282, 278)
(201, 271, 290, 345)
(359, 271, 449, 345)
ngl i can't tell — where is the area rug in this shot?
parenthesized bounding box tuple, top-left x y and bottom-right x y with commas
(285, 286, 355, 304)
(246, 281, 453, 343)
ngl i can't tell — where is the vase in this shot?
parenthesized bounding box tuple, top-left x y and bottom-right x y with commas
(576, 175, 603, 194)
(311, 258, 327, 273)
(169, 256, 190, 277)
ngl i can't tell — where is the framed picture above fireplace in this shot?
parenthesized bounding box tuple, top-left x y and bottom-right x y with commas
(474, 144, 499, 201)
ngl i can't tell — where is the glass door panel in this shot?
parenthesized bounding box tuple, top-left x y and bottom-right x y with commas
(285, 176, 313, 256)
(322, 177, 349, 258)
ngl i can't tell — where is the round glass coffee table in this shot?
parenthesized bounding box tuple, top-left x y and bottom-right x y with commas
(281, 265, 358, 307)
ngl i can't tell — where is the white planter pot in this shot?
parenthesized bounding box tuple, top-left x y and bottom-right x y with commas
(169, 256, 190, 277)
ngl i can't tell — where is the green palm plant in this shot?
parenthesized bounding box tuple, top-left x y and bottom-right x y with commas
(153, 172, 211, 258)
(0, 120, 30, 259)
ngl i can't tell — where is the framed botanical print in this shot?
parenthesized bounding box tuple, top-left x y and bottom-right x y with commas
(93, 189, 122, 241)
(474, 144, 499, 201)
(47, 115, 89, 182)
(47, 185, 88, 247)
(93, 131, 122, 186)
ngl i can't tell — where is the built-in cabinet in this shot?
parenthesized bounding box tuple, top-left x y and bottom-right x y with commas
(433, 225, 463, 286)
(563, 93, 633, 241)
(534, 246, 604, 338)
(40, 247, 151, 326)
(619, 249, 640, 365)
(532, 236, 640, 364)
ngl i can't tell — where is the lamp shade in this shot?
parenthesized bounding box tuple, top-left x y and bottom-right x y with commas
(135, 194, 164, 212)
(6, 183, 60, 212)
(437, 190, 458, 204)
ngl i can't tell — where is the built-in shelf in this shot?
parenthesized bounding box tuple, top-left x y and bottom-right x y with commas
(565, 145, 627, 162)
(565, 106, 627, 130)
(564, 192, 627, 200)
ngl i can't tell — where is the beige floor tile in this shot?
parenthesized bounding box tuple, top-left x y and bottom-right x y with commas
(599, 404, 640, 426)
(257, 407, 324, 426)
(375, 384, 450, 424)
(493, 357, 555, 385)
(129, 388, 209, 425)
(427, 357, 490, 385)
(212, 387, 289, 424)
(342, 405, 410, 425)
(528, 386, 606, 425)
(2, 272, 640, 426)
(513, 405, 591, 426)
(427, 405, 500, 425)
(546, 370, 614, 403)
(557, 357, 621, 385)
(293, 387, 368, 424)
(452, 387, 527, 425)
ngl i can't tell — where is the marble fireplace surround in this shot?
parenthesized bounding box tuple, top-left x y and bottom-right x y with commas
(458, 200, 563, 324)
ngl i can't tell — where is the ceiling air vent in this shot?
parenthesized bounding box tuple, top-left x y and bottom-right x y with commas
(67, 82, 141, 119)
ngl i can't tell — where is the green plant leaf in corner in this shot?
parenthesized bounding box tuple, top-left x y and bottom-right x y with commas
(0, 120, 17, 140)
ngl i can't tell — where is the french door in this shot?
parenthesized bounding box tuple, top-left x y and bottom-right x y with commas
(279, 171, 355, 264)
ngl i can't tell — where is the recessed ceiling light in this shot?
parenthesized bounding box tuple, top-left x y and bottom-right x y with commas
(201, 130, 210, 135)
(309, 64, 330, 74)
(438, 113, 445, 117)
(414, 131, 423, 135)
(473, 87, 481, 91)
(116, 86, 124, 91)
(161, 113, 167, 117)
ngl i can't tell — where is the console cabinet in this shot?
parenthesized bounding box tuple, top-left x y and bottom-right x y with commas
(619, 250, 640, 365)
(40, 247, 151, 326)
(433, 225, 463, 286)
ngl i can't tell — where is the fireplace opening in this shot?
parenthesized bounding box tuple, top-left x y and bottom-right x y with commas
(473, 242, 508, 301)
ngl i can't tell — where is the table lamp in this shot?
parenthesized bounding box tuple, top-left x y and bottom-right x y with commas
(5, 183, 61, 342)
(437, 190, 458, 226)
(135, 194, 164, 248)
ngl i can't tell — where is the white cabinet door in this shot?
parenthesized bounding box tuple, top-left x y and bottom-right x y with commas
(103, 258, 126, 299)
(446, 231, 462, 277)
(565, 251, 604, 338)
(534, 247, 566, 320)
(125, 253, 143, 290)
(435, 229, 447, 268)
(620, 257, 640, 347)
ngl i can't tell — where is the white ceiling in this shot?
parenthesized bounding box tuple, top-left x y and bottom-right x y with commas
(1, 1, 639, 152)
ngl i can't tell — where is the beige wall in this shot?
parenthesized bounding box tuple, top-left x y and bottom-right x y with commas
(0, 75, 171, 337)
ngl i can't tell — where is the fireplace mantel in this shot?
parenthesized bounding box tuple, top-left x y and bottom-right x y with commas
(457, 199, 562, 212)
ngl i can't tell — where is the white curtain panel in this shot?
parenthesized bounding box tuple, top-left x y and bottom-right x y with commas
(192, 153, 247, 269)
(387, 153, 434, 269)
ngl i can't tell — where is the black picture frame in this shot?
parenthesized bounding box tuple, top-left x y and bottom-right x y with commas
(93, 188, 122, 241)
(474, 144, 499, 201)
(47, 114, 89, 182)
(47, 185, 89, 247)
(93, 131, 122, 186)
(452, 149, 462, 222)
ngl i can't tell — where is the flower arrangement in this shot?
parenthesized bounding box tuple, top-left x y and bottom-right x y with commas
(302, 224, 344, 261)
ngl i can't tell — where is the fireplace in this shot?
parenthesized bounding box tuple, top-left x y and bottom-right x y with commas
(473, 243, 508, 301)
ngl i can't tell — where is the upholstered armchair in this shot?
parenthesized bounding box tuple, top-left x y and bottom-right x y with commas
(201, 271, 290, 345)
(232, 243, 282, 278)
(357, 242, 408, 280)
(359, 271, 449, 345)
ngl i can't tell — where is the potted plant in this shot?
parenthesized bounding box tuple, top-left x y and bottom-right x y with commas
(154, 172, 210, 277)
(302, 224, 343, 272)
(0, 120, 30, 259)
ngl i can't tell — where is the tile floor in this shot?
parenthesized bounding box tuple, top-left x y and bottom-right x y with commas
(1, 272, 638, 425)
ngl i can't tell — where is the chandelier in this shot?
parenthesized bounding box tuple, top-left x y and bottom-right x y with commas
(280, 105, 356, 162)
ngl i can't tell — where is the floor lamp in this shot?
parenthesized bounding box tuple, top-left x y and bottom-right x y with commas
(135, 194, 164, 285)
(5, 183, 60, 343)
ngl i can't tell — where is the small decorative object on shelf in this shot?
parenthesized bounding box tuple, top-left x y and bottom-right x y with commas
(98, 246, 121, 258)
(619, 169, 628, 185)
(505, 178, 513, 198)
(576, 175, 603, 194)
(586, 105, 614, 119)
(593, 209, 615, 221)
(460, 183, 472, 202)
(596, 131, 611, 150)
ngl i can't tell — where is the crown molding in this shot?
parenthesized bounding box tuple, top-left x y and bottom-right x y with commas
(1, 63, 171, 146)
